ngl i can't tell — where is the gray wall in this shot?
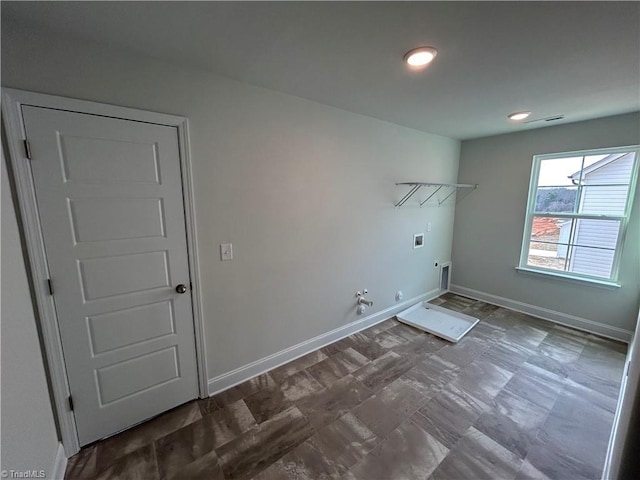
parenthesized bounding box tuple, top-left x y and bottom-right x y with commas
(1, 25, 460, 380)
(1, 153, 60, 473)
(452, 113, 640, 333)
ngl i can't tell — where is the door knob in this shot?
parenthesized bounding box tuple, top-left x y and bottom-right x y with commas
(175, 284, 188, 294)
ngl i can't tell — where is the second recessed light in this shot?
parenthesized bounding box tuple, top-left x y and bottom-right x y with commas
(404, 46, 438, 68)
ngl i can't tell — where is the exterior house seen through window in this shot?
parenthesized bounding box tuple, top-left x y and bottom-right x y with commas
(519, 146, 639, 285)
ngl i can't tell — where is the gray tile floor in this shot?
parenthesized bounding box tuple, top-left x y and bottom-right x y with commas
(65, 294, 627, 479)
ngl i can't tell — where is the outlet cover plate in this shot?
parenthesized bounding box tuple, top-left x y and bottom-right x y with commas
(413, 233, 424, 249)
(220, 243, 233, 261)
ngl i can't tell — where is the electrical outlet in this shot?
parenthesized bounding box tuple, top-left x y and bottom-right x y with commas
(220, 243, 233, 261)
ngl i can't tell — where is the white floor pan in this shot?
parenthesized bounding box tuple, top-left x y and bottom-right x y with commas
(396, 302, 479, 343)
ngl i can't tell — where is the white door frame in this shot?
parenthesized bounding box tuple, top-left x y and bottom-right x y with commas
(2, 88, 208, 456)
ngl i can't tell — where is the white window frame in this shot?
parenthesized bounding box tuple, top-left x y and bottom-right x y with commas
(518, 145, 639, 287)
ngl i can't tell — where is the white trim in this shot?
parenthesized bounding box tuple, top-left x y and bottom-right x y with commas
(208, 288, 442, 396)
(176, 120, 209, 399)
(602, 311, 639, 480)
(450, 284, 632, 343)
(2, 90, 79, 454)
(50, 443, 67, 480)
(2, 88, 187, 126)
(440, 261, 452, 291)
(1, 88, 208, 455)
(515, 266, 621, 289)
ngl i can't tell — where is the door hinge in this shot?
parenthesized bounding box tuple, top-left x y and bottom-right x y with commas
(47, 278, 54, 295)
(68, 395, 74, 411)
(23, 139, 32, 159)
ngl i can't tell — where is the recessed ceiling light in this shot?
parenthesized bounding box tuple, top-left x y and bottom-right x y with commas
(403, 47, 438, 68)
(508, 111, 532, 121)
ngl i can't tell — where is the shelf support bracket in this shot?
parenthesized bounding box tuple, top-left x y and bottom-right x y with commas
(419, 185, 444, 207)
(395, 184, 423, 207)
(438, 187, 459, 205)
(395, 182, 477, 207)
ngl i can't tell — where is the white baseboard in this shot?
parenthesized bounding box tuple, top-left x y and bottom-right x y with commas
(208, 288, 442, 396)
(50, 442, 67, 480)
(450, 284, 632, 343)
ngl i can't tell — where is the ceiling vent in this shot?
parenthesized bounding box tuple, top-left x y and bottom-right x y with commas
(525, 115, 565, 124)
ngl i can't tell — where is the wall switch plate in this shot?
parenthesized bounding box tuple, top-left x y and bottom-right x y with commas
(220, 243, 233, 261)
(427, 222, 432, 232)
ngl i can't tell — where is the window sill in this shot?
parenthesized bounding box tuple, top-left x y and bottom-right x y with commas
(515, 266, 621, 289)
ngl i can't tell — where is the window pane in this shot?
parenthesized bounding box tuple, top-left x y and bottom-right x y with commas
(581, 154, 611, 173)
(527, 216, 620, 278)
(568, 245, 615, 278)
(535, 186, 578, 213)
(580, 152, 636, 185)
(526, 241, 569, 271)
(528, 216, 572, 270)
(526, 241, 616, 278)
(538, 157, 583, 187)
(573, 219, 620, 249)
(578, 185, 630, 215)
(530, 216, 571, 244)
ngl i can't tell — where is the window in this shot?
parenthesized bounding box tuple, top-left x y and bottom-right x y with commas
(519, 145, 639, 285)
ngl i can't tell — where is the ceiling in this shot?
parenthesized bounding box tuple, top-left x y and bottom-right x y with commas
(2, 1, 639, 140)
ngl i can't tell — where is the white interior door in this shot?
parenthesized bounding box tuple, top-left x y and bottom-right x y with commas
(21, 105, 199, 446)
